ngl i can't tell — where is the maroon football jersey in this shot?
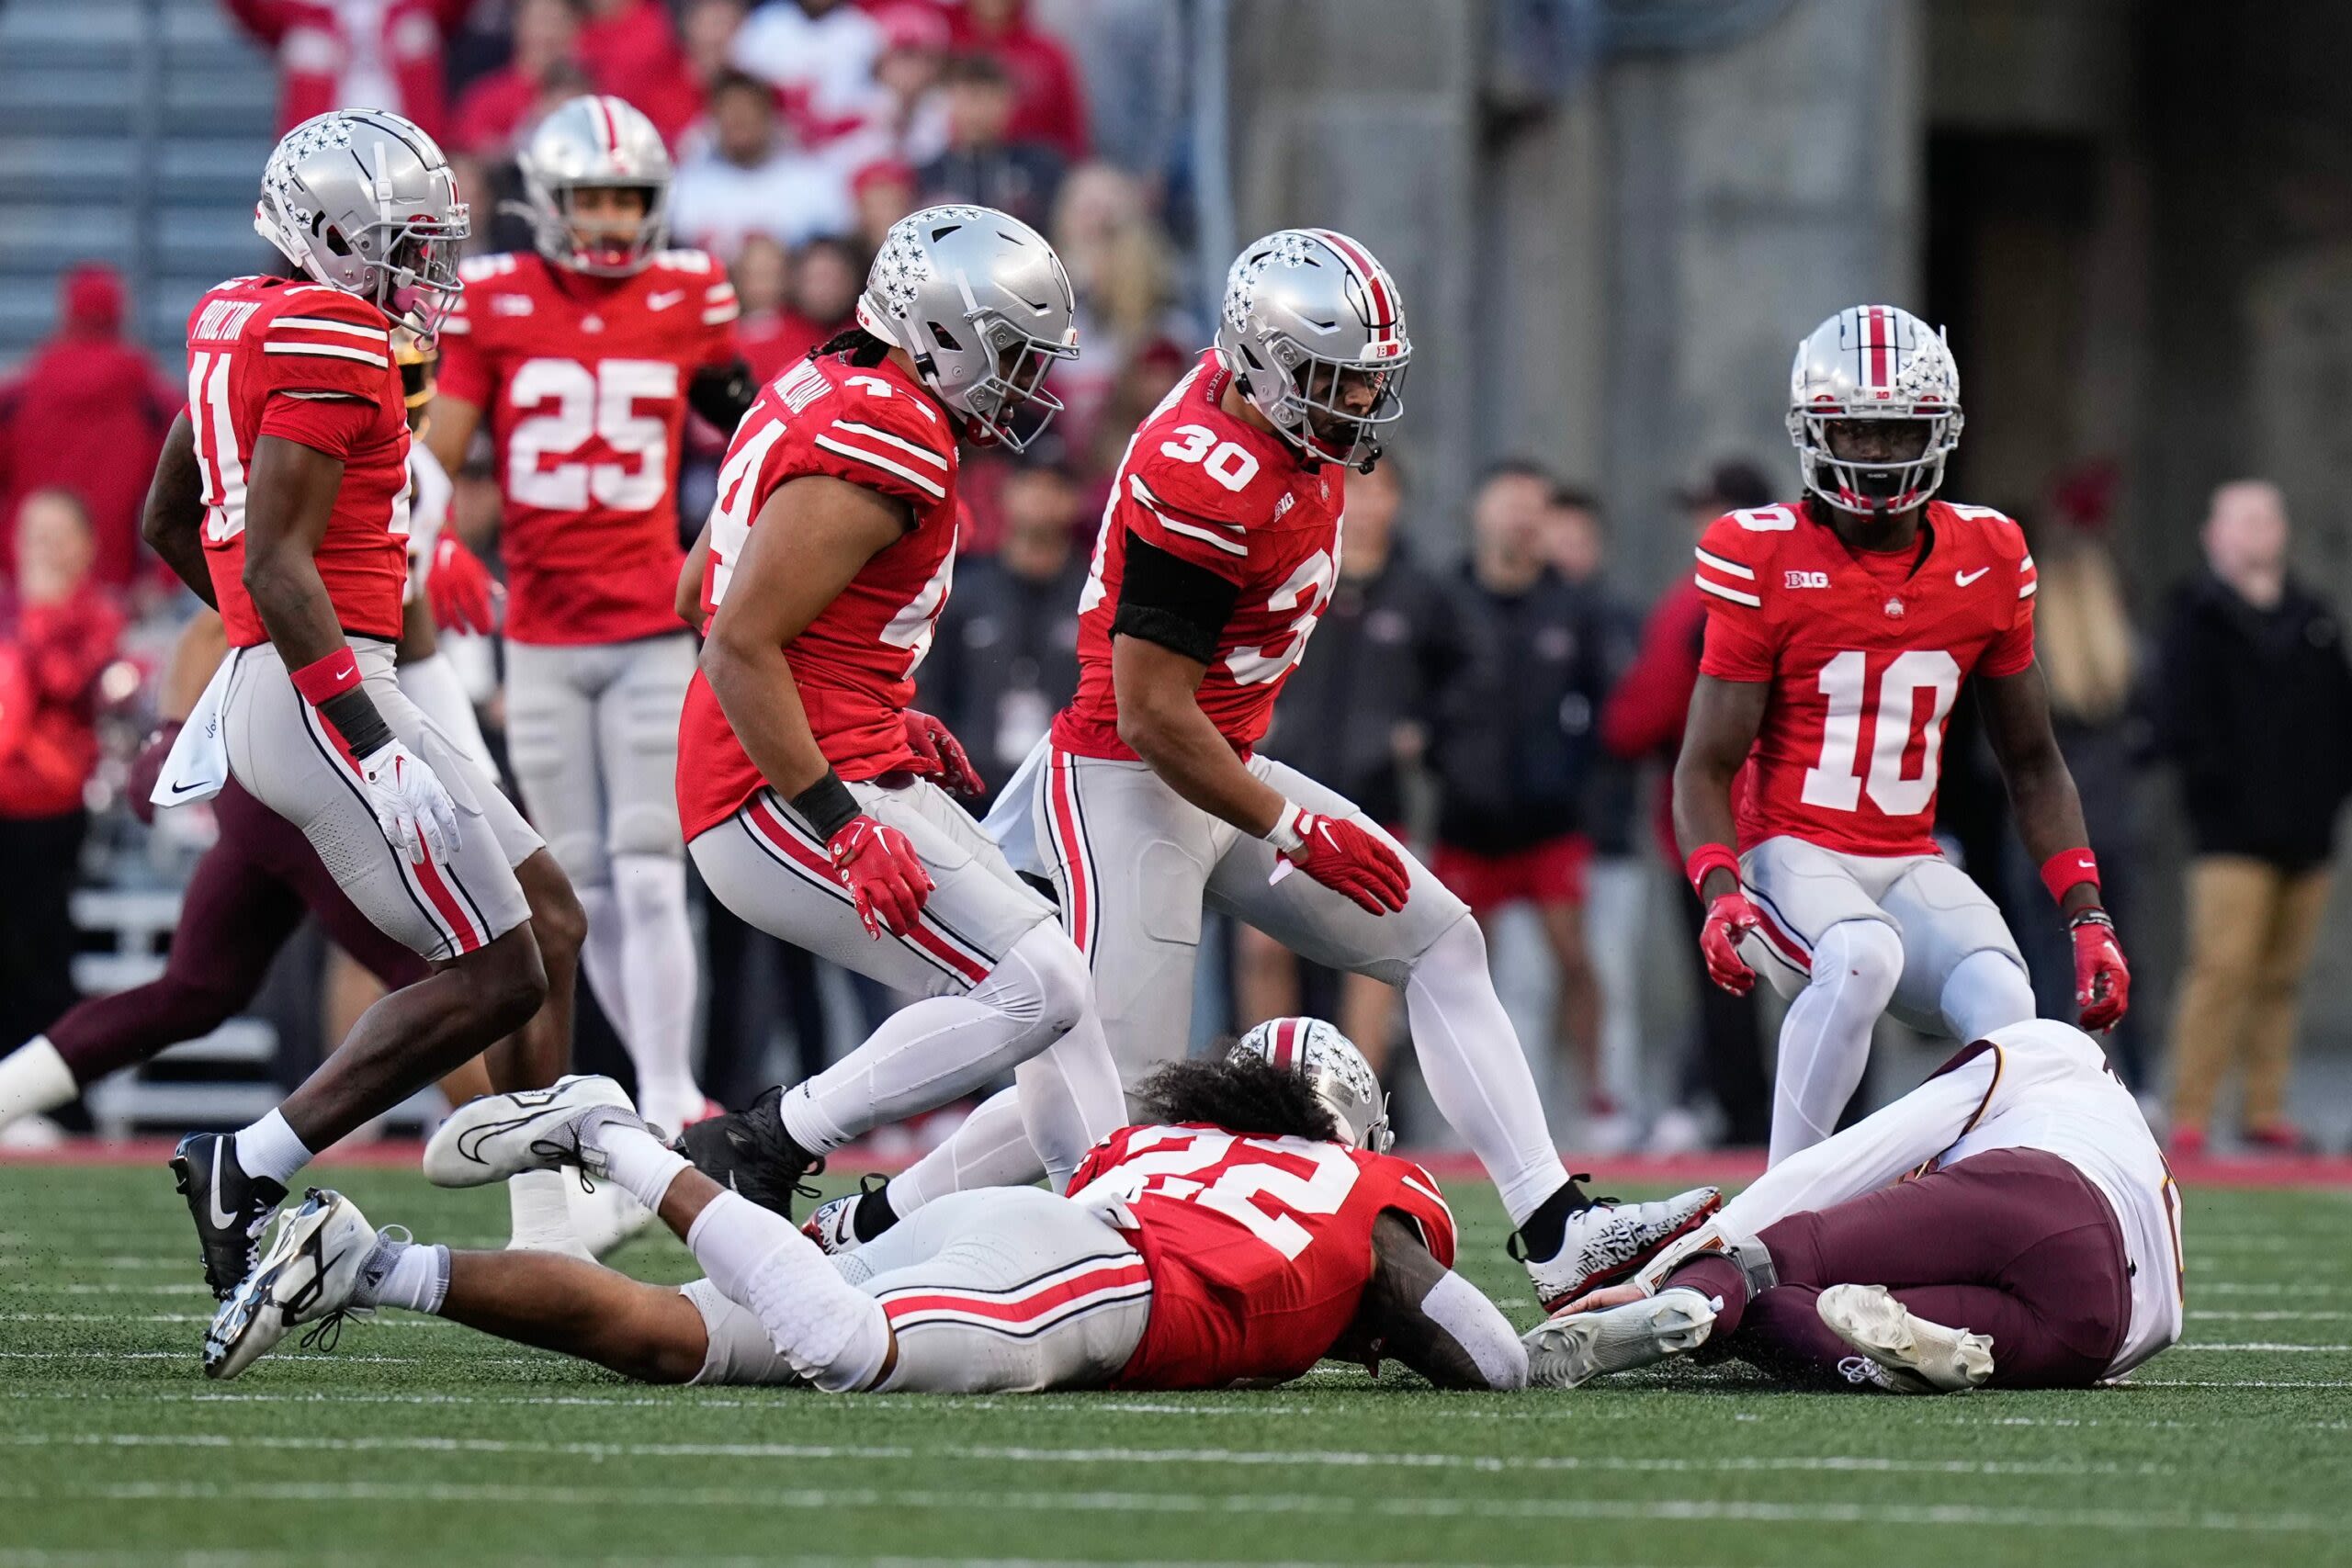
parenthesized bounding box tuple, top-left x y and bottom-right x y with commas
(1694, 499, 2038, 857)
(1052, 351, 1347, 761)
(1066, 1122, 1457, 1391)
(676, 351, 960, 840)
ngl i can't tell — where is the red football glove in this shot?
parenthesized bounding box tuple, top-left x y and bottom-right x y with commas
(1699, 890, 1762, 995)
(125, 719, 183, 828)
(900, 709, 984, 797)
(2071, 910, 2131, 1032)
(826, 815, 934, 939)
(425, 535, 502, 635)
(1270, 808, 1410, 915)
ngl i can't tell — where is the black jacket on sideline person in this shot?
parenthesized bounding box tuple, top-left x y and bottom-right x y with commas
(1431, 565, 1607, 855)
(1258, 543, 1461, 828)
(919, 552, 1091, 813)
(2151, 570, 2352, 871)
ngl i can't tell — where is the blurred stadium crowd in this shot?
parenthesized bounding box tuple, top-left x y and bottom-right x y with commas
(0, 0, 2343, 1160)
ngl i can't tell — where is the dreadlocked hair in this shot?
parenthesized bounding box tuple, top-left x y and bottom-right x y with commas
(808, 326, 892, 368)
(1136, 1054, 1340, 1144)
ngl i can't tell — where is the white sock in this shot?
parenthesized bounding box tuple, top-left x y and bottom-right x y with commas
(1012, 1001, 1125, 1190)
(0, 1037, 76, 1133)
(233, 1108, 314, 1186)
(356, 1235, 450, 1314)
(1403, 916, 1572, 1225)
(575, 881, 633, 1051)
(504, 1169, 579, 1252)
(1769, 919, 1905, 1165)
(776, 921, 1088, 1156)
(686, 1190, 888, 1392)
(591, 1121, 692, 1213)
(887, 1086, 1046, 1219)
(613, 854, 704, 1130)
(1938, 949, 2035, 1043)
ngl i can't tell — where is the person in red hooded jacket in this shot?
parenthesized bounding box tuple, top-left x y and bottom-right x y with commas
(947, 0, 1088, 162)
(219, 0, 472, 139)
(0, 490, 126, 1053)
(0, 265, 180, 593)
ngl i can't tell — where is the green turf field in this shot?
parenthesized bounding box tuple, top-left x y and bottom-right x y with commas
(1, 1165, 2347, 1568)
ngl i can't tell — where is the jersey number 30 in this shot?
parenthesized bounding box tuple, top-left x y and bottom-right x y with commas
(1800, 649, 1961, 816)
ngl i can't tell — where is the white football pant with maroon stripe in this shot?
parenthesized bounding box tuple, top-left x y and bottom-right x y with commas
(220, 637, 538, 962)
(680, 1184, 1149, 1391)
(687, 775, 1123, 1175)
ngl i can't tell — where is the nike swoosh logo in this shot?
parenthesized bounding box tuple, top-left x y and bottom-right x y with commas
(647, 290, 686, 310)
(168, 779, 209, 795)
(208, 1153, 237, 1230)
(1955, 568, 1991, 587)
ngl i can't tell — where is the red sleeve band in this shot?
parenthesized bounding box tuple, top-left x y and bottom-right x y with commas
(288, 649, 364, 706)
(1685, 843, 1742, 897)
(2041, 848, 2101, 904)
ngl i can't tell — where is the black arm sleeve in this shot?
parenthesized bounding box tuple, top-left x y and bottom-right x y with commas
(687, 358, 759, 434)
(1111, 532, 1242, 666)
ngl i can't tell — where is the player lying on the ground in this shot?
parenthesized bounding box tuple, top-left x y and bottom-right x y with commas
(1673, 304, 2130, 1165)
(801, 229, 1717, 1314)
(1521, 1019, 2183, 1393)
(206, 1029, 1528, 1393)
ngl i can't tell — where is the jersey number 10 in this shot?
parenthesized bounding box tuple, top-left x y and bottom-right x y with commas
(1798, 649, 1961, 816)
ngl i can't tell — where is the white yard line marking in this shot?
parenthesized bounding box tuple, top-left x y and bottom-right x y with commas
(2188, 1311, 2352, 1322)
(0, 1555, 1681, 1568)
(0, 1432, 2176, 1479)
(0, 1481, 2327, 1534)
(2176, 1342, 2352, 1353)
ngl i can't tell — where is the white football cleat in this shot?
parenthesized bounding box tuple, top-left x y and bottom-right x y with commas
(567, 1172, 657, 1258)
(424, 1075, 648, 1188)
(801, 1192, 864, 1255)
(1521, 1287, 1719, 1389)
(1816, 1282, 1994, 1394)
(1521, 1185, 1723, 1313)
(203, 1188, 374, 1381)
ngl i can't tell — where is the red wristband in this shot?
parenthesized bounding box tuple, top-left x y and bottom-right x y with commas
(2041, 848, 2101, 904)
(1685, 843, 1741, 897)
(288, 649, 363, 706)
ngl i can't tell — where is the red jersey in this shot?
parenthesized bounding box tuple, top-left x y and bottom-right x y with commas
(1694, 498, 2038, 857)
(185, 276, 413, 649)
(435, 249, 739, 646)
(675, 352, 961, 840)
(1066, 1122, 1456, 1391)
(1052, 351, 1345, 761)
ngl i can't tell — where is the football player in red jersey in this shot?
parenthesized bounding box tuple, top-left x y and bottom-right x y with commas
(662, 208, 1125, 1214)
(140, 112, 591, 1328)
(209, 1019, 1529, 1393)
(426, 96, 753, 1133)
(811, 230, 1715, 1314)
(1674, 305, 2132, 1166)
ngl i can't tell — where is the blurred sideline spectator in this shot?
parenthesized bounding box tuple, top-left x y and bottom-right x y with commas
(1050, 163, 1193, 454)
(1431, 462, 1609, 1126)
(1599, 457, 1773, 1145)
(449, 0, 584, 156)
(1032, 0, 1179, 181)
(678, 0, 751, 114)
(737, 236, 861, 383)
(2153, 479, 2352, 1156)
(920, 463, 1089, 811)
(0, 265, 179, 596)
(852, 158, 922, 254)
(671, 71, 854, 260)
(1080, 334, 1188, 502)
(0, 492, 125, 1053)
(577, 0, 702, 145)
(846, 2, 952, 167)
(1237, 458, 1457, 1074)
(947, 0, 1088, 163)
(918, 51, 1064, 231)
(730, 0, 885, 134)
(222, 0, 469, 139)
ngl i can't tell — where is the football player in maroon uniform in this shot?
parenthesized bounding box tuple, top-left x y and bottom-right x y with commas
(1674, 305, 2131, 1165)
(207, 1018, 1527, 1393)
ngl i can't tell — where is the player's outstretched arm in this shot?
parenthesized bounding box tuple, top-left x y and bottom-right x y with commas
(1349, 1213, 1528, 1391)
(1978, 662, 2130, 1027)
(436, 1247, 713, 1384)
(141, 411, 215, 608)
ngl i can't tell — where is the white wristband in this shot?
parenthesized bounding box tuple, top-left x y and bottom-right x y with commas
(1265, 799, 1307, 853)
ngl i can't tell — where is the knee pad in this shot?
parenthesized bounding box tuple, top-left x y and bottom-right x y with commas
(1938, 948, 2034, 1042)
(611, 853, 688, 927)
(974, 921, 1092, 1039)
(1812, 919, 1905, 1005)
(1407, 909, 1488, 987)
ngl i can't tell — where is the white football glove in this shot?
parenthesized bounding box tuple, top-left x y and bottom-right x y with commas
(357, 739, 461, 864)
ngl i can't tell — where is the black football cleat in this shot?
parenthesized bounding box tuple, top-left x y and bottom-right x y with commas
(672, 1085, 821, 1218)
(171, 1133, 288, 1301)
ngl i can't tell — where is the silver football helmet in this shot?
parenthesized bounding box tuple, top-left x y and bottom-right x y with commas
(1231, 1017, 1393, 1154)
(1216, 228, 1409, 472)
(515, 95, 672, 277)
(254, 109, 469, 337)
(1786, 305, 1963, 516)
(854, 205, 1079, 451)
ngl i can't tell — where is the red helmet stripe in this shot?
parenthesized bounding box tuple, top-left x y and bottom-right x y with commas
(594, 96, 621, 158)
(1869, 306, 1892, 389)
(1273, 1019, 1299, 1071)
(1310, 230, 1396, 340)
